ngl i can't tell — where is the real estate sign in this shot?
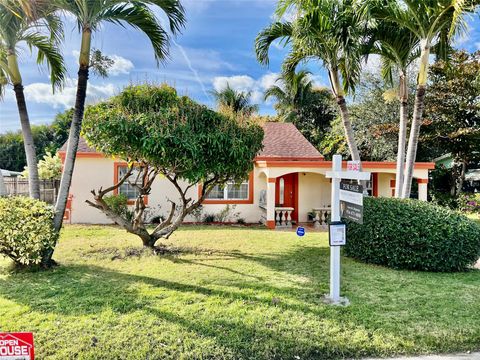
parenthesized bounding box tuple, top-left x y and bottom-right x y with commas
(339, 181, 364, 224)
(0, 333, 34, 360)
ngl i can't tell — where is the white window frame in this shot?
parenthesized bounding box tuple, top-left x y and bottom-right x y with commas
(206, 180, 249, 200)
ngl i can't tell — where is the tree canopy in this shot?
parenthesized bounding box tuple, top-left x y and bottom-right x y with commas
(82, 84, 264, 247)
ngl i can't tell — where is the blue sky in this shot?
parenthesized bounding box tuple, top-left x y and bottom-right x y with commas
(1, 0, 479, 133)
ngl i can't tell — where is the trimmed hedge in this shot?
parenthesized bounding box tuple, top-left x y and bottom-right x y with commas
(344, 197, 480, 272)
(0, 197, 58, 267)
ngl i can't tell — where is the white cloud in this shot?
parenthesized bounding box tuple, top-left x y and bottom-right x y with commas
(71, 51, 134, 76)
(476, 42, 480, 50)
(108, 55, 134, 75)
(212, 72, 280, 103)
(24, 79, 116, 109)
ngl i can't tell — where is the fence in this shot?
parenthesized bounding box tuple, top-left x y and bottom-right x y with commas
(4, 178, 60, 205)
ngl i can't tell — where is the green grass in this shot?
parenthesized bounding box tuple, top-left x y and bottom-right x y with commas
(1, 225, 479, 359)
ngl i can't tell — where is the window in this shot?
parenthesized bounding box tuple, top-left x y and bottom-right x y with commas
(117, 165, 143, 200)
(206, 180, 249, 200)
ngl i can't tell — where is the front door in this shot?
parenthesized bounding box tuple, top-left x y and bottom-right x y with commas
(275, 173, 298, 222)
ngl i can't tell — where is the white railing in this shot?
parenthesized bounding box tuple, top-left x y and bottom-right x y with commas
(275, 207, 294, 229)
(312, 207, 331, 229)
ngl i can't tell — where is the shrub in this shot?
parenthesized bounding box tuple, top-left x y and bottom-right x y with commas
(0, 197, 58, 267)
(344, 197, 480, 272)
(103, 194, 133, 221)
(458, 193, 480, 214)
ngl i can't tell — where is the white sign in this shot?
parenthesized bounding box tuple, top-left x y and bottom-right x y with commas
(347, 160, 361, 172)
(339, 189, 363, 206)
(329, 222, 346, 246)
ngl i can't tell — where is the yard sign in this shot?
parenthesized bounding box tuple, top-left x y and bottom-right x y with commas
(325, 155, 370, 304)
(0, 332, 34, 360)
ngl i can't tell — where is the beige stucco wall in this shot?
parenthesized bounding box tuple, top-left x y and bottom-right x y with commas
(68, 157, 430, 224)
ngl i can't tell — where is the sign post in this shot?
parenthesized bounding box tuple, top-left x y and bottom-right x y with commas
(325, 155, 370, 305)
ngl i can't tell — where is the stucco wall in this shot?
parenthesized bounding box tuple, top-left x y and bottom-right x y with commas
(68, 157, 430, 225)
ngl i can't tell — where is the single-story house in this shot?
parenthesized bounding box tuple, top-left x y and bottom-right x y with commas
(59, 122, 434, 228)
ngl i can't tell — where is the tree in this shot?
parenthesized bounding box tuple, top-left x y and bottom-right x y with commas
(22, 152, 63, 180)
(366, 22, 419, 197)
(0, 0, 65, 199)
(52, 0, 186, 236)
(369, 0, 478, 198)
(210, 83, 259, 115)
(82, 84, 264, 249)
(264, 70, 336, 149)
(423, 50, 480, 196)
(256, 0, 371, 161)
(0, 108, 72, 172)
(321, 72, 416, 161)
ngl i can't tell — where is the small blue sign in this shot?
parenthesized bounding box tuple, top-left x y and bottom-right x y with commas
(296, 227, 306, 237)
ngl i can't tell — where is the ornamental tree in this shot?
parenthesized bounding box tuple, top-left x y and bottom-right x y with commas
(82, 84, 264, 249)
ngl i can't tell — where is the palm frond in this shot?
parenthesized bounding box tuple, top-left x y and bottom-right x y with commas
(255, 21, 293, 66)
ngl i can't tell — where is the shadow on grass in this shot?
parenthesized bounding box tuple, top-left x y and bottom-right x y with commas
(1, 244, 479, 358)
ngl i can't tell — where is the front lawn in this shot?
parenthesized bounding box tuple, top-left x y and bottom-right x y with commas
(1, 225, 479, 359)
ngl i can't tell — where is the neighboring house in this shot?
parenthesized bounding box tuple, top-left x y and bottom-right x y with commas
(433, 153, 480, 192)
(59, 123, 434, 228)
(1, 168, 22, 177)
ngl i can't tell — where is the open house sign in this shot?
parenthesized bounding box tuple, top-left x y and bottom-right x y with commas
(0, 333, 35, 360)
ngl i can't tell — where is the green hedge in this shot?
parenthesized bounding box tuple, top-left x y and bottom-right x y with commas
(0, 197, 58, 267)
(344, 197, 480, 272)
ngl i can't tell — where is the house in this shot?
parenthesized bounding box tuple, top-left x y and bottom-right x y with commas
(59, 122, 434, 228)
(433, 153, 480, 192)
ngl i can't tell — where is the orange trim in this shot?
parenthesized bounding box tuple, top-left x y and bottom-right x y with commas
(417, 178, 429, 184)
(390, 179, 396, 188)
(266, 220, 275, 229)
(372, 173, 379, 197)
(267, 177, 276, 183)
(201, 172, 254, 205)
(113, 162, 149, 205)
(256, 160, 435, 170)
(58, 151, 105, 159)
(255, 156, 324, 161)
(391, 189, 395, 197)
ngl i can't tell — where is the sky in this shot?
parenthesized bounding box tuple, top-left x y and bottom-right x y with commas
(1, 0, 480, 133)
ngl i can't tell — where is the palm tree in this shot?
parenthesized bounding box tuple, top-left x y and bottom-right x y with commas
(264, 69, 314, 122)
(365, 23, 419, 197)
(0, 0, 65, 199)
(52, 0, 186, 233)
(256, 0, 370, 161)
(370, 0, 477, 198)
(210, 83, 259, 116)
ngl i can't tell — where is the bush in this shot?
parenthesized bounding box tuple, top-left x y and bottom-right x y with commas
(344, 197, 480, 272)
(0, 197, 58, 267)
(458, 193, 480, 214)
(103, 194, 133, 221)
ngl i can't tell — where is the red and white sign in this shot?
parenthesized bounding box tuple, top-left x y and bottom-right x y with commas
(0, 333, 34, 360)
(347, 160, 361, 172)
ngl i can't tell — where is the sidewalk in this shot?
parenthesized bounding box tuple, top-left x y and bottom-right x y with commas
(363, 352, 480, 360)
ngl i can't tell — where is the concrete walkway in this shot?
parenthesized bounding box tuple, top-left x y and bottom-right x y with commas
(363, 352, 480, 360)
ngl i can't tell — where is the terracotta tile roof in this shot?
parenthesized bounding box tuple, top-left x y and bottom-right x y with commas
(59, 136, 97, 153)
(59, 123, 324, 160)
(256, 122, 324, 160)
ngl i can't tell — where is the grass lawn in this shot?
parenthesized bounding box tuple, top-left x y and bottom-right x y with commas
(1, 225, 479, 359)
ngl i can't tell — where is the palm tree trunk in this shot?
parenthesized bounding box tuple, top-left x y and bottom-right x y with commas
(329, 69, 361, 161)
(401, 46, 430, 199)
(395, 72, 408, 198)
(53, 29, 91, 233)
(7, 51, 40, 199)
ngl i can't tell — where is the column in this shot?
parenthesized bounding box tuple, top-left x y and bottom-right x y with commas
(266, 178, 276, 229)
(417, 178, 428, 201)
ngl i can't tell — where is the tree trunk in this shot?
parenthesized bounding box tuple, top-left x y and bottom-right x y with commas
(401, 45, 430, 199)
(395, 72, 408, 198)
(53, 29, 91, 233)
(13, 84, 40, 199)
(7, 50, 40, 199)
(456, 159, 467, 195)
(53, 66, 89, 231)
(329, 69, 361, 161)
(0, 170, 6, 196)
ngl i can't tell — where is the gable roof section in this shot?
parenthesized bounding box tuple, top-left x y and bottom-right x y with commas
(256, 122, 324, 161)
(59, 136, 97, 153)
